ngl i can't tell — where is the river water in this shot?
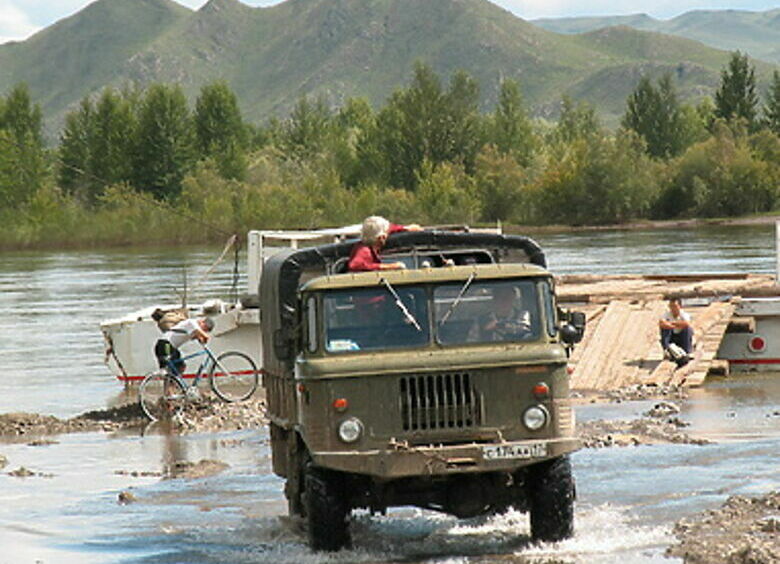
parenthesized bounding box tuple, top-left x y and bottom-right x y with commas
(1, 224, 779, 563)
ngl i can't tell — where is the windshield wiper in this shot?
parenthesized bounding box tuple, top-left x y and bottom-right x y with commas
(380, 278, 422, 332)
(438, 272, 476, 327)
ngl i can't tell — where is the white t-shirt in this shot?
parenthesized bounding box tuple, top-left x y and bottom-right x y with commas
(661, 310, 691, 334)
(163, 318, 200, 348)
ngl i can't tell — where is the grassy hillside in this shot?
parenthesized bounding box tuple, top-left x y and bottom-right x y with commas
(0, 0, 189, 118)
(534, 8, 780, 64)
(0, 0, 777, 134)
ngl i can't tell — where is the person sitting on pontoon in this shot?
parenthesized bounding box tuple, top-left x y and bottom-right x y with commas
(659, 297, 693, 367)
(347, 216, 422, 272)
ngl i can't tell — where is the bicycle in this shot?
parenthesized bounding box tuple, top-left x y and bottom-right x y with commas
(139, 343, 259, 421)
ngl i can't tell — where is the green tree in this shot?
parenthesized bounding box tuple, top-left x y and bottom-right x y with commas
(0, 84, 46, 206)
(444, 70, 483, 173)
(474, 144, 530, 222)
(764, 70, 780, 135)
(334, 97, 378, 187)
(416, 159, 481, 224)
(90, 89, 136, 196)
(59, 98, 95, 199)
(194, 81, 248, 179)
(132, 84, 195, 199)
(551, 96, 601, 145)
(714, 51, 759, 130)
(281, 95, 333, 160)
(0, 131, 20, 206)
(489, 78, 534, 165)
(377, 62, 483, 189)
(1, 83, 43, 147)
(622, 74, 686, 159)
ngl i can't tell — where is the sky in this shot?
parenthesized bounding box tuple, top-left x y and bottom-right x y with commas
(1, 0, 778, 44)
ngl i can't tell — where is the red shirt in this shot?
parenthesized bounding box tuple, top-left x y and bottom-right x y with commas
(347, 223, 405, 271)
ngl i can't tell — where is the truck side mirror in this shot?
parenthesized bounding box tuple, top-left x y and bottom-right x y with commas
(560, 310, 586, 345)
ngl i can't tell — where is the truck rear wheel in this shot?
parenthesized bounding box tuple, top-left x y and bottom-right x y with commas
(527, 455, 575, 542)
(304, 465, 351, 551)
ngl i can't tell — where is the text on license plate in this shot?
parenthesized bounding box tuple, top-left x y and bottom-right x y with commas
(482, 443, 548, 460)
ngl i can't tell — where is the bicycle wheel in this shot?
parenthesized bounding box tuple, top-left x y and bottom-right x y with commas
(210, 351, 259, 402)
(139, 370, 187, 421)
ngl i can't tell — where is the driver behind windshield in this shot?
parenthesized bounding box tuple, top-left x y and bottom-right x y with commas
(469, 285, 532, 342)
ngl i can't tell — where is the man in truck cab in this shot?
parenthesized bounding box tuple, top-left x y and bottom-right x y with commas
(469, 284, 535, 342)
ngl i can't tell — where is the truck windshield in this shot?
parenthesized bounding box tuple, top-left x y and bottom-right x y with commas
(434, 280, 541, 345)
(323, 287, 430, 353)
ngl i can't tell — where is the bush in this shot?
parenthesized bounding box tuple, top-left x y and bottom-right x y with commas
(415, 160, 481, 225)
(659, 123, 778, 217)
(531, 131, 659, 225)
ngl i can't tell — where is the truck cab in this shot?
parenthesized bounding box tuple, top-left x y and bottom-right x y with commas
(259, 231, 584, 551)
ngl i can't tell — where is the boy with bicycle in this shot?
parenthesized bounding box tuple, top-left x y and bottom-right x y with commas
(154, 315, 215, 377)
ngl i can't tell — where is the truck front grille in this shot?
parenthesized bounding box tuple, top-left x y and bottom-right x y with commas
(399, 372, 483, 431)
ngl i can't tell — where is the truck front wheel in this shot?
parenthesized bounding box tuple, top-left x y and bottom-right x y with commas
(527, 455, 575, 542)
(304, 465, 351, 551)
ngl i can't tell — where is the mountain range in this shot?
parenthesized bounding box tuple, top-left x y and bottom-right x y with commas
(0, 0, 778, 135)
(533, 9, 780, 64)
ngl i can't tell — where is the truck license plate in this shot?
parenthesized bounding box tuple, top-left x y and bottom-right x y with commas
(482, 443, 547, 460)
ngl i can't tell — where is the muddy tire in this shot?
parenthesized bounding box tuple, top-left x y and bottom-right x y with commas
(527, 455, 575, 543)
(304, 465, 350, 551)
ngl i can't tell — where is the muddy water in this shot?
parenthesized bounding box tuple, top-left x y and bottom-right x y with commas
(1, 224, 779, 563)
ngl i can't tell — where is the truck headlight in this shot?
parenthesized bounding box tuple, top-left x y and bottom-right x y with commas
(523, 405, 549, 431)
(338, 418, 363, 443)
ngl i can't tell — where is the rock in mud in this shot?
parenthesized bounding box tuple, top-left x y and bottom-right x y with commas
(27, 439, 58, 447)
(163, 459, 229, 480)
(118, 491, 137, 505)
(578, 416, 707, 448)
(668, 492, 780, 563)
(7, 466, 52, 478)
(603, 384, 688, 403)
(646, 401, 681, 417)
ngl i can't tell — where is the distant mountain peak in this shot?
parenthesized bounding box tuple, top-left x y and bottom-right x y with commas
(199, 0, 249, 13)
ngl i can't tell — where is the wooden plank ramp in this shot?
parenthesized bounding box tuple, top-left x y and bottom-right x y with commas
(570, 299, 737, 391)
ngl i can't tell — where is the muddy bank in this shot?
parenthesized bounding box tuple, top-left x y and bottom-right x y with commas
(668, 491, 780, 563)
(0, 398, 269, 440)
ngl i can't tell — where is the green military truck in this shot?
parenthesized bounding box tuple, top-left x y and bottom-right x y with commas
(260, 231, 585, 551)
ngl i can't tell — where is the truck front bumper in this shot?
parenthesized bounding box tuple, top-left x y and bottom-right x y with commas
(311, 437, 581, 479)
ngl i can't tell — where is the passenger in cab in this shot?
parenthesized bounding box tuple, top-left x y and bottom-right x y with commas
(347, 216, 422, 272)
